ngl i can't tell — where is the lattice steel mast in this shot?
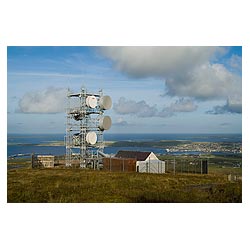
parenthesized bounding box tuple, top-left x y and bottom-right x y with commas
(65, 87, 112, 168)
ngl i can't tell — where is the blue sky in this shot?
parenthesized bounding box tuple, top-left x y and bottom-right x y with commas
(7, 46, 242, 134)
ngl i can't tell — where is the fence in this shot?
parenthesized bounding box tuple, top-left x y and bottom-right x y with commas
(137, 160, 165, 173)
(32, 154, 208, 174)
(165, 158, 208, 174)
(102, 157, 137, 172)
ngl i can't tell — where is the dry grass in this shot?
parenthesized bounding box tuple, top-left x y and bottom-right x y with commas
(7, 167, 241, 203)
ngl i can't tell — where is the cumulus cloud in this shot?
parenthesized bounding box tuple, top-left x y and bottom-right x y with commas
(18, 87, 67, 113)
(165, 63, 241, 101)
(114, 97, 197, 118)
(101, 46, 242, 114)
(206, 98, 242, 114)
(101, 46, 223, 78)
(167, 98, 197, 112)
(112, 117, 130, 126)
(114, 97, 158, 117)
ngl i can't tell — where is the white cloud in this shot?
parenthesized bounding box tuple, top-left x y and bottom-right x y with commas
(112, 117, 130, 126)
(101, 46, 223, 78)
(101, 46, 242, 114)
(168, 98, 197, 112)
(114, 97, 198, 118)
(165, 62, 241, 101)
(113, 97, 158, 117)
(18, 87, 67, 113)
(206, 97, 242, 114)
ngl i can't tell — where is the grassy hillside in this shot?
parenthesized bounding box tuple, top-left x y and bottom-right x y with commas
(159, 154, 242, 175)
(8, 167, 241, 203)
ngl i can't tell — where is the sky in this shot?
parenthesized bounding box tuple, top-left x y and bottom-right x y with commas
(7, 46, 242, 134)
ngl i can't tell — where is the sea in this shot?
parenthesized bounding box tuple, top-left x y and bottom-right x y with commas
(7, 133, 242, 158)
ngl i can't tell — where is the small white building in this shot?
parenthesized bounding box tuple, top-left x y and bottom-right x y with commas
(115, 151, 165, 174)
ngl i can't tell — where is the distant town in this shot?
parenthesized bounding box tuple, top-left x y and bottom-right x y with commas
(165, 142, 242, 154)
(31, 140, 242, 155)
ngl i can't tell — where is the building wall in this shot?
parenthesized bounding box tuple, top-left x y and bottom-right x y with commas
(103, 152, 165, 173)
(137, 160, 165, 173)
(32, 155, 55, 168)
(103, 157, 136, 172)
(136, 152, 165, 173)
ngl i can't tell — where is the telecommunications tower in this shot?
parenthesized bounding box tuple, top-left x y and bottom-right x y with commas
(65, 87, 112, 168)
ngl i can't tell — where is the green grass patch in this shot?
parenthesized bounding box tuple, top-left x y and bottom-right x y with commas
(7, 167, 241, 203)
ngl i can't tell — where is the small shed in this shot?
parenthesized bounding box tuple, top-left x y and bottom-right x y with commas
(32, 155, 55, 168)
(115, 151, 165, 174)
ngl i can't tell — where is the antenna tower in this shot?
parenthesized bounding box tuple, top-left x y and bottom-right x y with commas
(65, 87, 112, 168)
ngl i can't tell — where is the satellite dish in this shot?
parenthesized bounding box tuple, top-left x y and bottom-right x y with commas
(99, 95, 112, 110)
(99, 116, 112, 130)
(86, 131, 97, 145)
(86, 95, 97, 108)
